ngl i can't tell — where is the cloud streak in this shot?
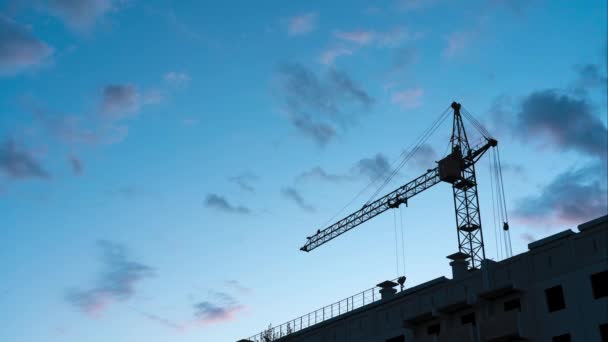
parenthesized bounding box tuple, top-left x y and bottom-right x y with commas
(0, 15, 53, 75)
(43, 0, 118, 30)
(334, 27, 419, 47)
(205, 194, 251, 214)
(286, 12, 318, 36)
(514, 162, 607, 227)
(69, 155, 83, 175)
(229, 173, 258, 193)
(512, 90, 607, 160)
(164, 71, 191, 87)
(281, 187, 315, 212)
(0, 139, 49, 180)
(193, 292, 245, 326)
(66, 241, 154, 316)
(319, 47, 353, 65)
(391, 87, 424, 109)
(100, 84, 141, 118)
(443, 29, 478, 57)
(353, 153, 391, 181)
(296, 166, 352, 183)
(276, 63, 374, 145)
(572, 64, 607, 93)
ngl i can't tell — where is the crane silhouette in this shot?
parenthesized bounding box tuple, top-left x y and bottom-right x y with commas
(301, 102, 505, 270)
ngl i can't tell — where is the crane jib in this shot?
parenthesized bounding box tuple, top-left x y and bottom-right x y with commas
(301, 140, 496, 252)
(301, 168, 442, 252)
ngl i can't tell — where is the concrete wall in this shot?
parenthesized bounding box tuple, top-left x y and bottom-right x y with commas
(250, 215, 608, 342)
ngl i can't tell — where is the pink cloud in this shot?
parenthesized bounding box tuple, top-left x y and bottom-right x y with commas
(287, 12, 318, 36)
(391, 87, 424, 108)
(332, 27, 421, 51)
(66, 241, 154, 317)
(319, 47, 353, 65)
(0, 15, 54, 75)
(443, 30, 477, 57)
(194, 304, 246, 326)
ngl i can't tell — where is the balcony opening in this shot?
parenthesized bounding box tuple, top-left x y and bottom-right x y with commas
(591, 270, 608, 299)
(600, 322, 608, 342)
(427, 323, 440, 336)
(461, 312, 476, 326)
(545, 285, 566, 312)
(552, 333, 571, 342)
(386, 335, 404, 342)
(504, 298, 521, 312)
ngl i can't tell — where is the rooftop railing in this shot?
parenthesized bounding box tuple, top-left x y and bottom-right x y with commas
(243, 278, 401, 342)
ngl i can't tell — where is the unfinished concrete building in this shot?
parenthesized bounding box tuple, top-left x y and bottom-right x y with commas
(239, 215, 608, 342)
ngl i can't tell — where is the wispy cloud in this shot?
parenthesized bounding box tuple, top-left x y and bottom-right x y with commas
(286, 12, 318, 36)
(193, 292, 245, 326)
(334, 27, 419, 47)
(42, 0, 121, 31)
(443, 29, 478, 57)
(28, 82, 163, 148)
(281, 187, 315, 212)
(0, 15, 53, 75)
(136, 309, 186, 332)
(325, 27, 420, 65)
(510, 90, 606, 160)
(100, 84, 141, 119)
(353, 153, 391, 182)
(296, 166, 352, 183)
(391, 87, 424, 109)
(229, 173, 259, 193)
(68, 155, 83, 175)
(164, 71, 191, 87)
(0, 139, 50, 180)
(513, 162, 607, 227)
(204, 193, 251, 214)
(276, 63, 374, 145)
(334, 30, 375, 45)
(408, 143, 437, 169)
(572, 64, 607, 94)
(319, 47, 353, 65)
(288, 112, 336, 145)
(66, 241, 154, 316)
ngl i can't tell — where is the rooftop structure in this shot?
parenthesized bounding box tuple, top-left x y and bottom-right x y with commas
(239, 214, 608, 342)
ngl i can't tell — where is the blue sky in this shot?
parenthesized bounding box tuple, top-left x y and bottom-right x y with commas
(0, 0, 606, 341)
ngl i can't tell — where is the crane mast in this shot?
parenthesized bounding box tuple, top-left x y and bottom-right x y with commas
(301, 102, 497, 270)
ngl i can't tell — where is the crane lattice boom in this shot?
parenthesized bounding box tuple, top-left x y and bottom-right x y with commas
(301, 102, 498, 269)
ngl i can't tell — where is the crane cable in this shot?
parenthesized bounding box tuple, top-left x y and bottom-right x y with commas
(399, 206, 406, 275)
(392, 205, 408, 277)
(318, 105, 452, 230)
(488, 149, 503, 260)
(490, 146, 513, 258)
(495, 147, 513, 257)
(461, 107, 512, 259)
(461, 107, 493, 139)
(366, 106, 452, 204)
(393, 209, 400, 278)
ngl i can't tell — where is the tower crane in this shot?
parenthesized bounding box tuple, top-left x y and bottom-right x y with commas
(300, 102, 506, 269)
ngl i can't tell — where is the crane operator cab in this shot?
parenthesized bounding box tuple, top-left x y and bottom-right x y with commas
(438, 147, 464, 184)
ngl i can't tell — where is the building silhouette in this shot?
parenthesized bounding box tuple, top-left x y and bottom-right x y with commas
(240, 214, 608, 342)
